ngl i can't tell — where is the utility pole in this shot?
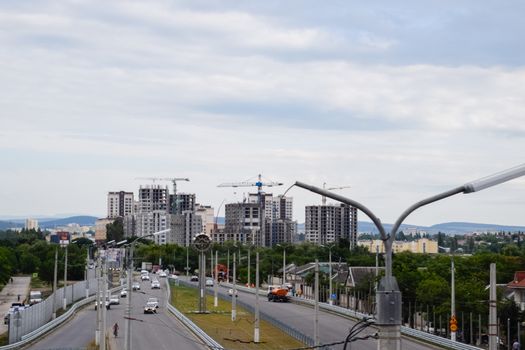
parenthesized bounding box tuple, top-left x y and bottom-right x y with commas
(214, 250, 218, 307)
(63, 245, 68, 310)
(186, 246, 189, 278)
(101, 256, 107, 350)
(247, 246, 251, 287)
(314, 259, 320, 347)
(125, 245, 133, 350)
(52, 247, 58, 319)
(227, 249, 230, 283)
(232, 252, 237, 321)
(489, 263, 497, 350)
(85, 248, 90, 298)
(282, 247, 286, 285)
(451, 257, 456, 341)
(328, 246, 333, 305)
(254, 251, 260, 343)
(95, 253, 101, 347)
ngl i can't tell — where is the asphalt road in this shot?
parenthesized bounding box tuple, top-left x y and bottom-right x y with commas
(26, 276, 206, 350)
(183, 278, 438, 350)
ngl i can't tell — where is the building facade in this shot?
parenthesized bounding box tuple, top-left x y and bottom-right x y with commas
(107, 191, 134, 219)
(305, 204, 358, 247)
(25, 218, 38, 231)
(357, 238, 438, 254)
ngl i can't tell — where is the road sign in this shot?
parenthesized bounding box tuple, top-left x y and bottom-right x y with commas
(450, 315, 457, 325)
(450, 324, 458, 332)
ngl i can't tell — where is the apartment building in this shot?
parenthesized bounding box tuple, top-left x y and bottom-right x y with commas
(305, 204, 358, 248)
(107, 191, 134, 219)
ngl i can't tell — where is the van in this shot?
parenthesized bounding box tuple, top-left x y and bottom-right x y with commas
(29, 291, 42, 305)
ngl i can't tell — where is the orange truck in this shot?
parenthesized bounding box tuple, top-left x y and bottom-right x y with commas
(267, 285, 290, 302)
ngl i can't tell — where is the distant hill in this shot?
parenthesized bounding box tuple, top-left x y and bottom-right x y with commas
(358, 221, 525, 235)
(0, 216, 98, 230)
(0, 220, 23, 230)
(38, 216, 98, 228)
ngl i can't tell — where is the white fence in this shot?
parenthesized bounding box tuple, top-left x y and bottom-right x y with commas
(8, 278, 98, 344)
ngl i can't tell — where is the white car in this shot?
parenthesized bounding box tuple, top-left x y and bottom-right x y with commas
(141, 275, 150, 281)
(147, 297, 159, 308)
(159, 271, 167, 278)
(190, 275, 199, 282)
(94, 300, 110, 310)
(132, 282, 141, 291)
(205, 278, 214, 287)
(120, 289, 128, 297)
(144, 302, 157, 314)
(109, 295, 120, 305)
(151, 280, 160, 289)
(168, 274, 179, 280)
(228, 289, 238, 297)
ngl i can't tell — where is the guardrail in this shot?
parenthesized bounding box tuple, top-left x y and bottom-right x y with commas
(0, 286, 122, 350)
(165, 279, 224, 350)
(220, 282, 483, 350)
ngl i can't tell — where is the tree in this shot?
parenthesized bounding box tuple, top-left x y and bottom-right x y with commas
(106, 218, 124, 242)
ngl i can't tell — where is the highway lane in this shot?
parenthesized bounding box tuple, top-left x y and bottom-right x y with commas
(27, 276, 206, 350)
(181, 278, 438, 350)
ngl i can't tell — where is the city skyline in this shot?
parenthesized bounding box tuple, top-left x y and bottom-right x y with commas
(2, 1, 525, 226)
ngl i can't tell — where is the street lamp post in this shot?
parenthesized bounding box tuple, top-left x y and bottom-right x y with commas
(254, 250, 260, 343)
(294, 163, 525, 349)
(232, 252, 237, 321)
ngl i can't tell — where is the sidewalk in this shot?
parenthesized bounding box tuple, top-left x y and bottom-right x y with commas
(0, 276, 31, 334)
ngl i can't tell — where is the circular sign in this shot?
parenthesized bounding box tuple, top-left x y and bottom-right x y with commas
(450, 324, 458, 332)
(193, 234, 211, 252)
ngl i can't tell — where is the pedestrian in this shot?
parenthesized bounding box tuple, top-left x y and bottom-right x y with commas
(513, 339, 520, 350)
(113, 322, 119, 337)
(17, 294, 20, 301)
(10, 277, 13, 283)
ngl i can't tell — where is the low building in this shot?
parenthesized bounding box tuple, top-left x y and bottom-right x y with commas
(358, 238, 438, 254)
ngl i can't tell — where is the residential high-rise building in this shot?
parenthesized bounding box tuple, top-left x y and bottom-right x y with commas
(224, 193, 296, 246)
(25, 218, 38, 231)
(305, 204, 358, 247)
(170, 211, 202, 246)
(107, 191, 134, 218)
(195, 204, 215, 234)
(169, 193, 195, 214)
(135, 185, 170, 241)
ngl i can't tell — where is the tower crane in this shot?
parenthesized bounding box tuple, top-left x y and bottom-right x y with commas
(218, 174, 283, 246)
(322, 183, 351, 205)
(135, 177, 190, 213)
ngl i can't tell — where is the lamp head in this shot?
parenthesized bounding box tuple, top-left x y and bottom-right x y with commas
(464, 163, 525, 193)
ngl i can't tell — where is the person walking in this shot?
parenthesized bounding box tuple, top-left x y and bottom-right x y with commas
(113, 322, 119, 337)
(513, 339, 520, 349)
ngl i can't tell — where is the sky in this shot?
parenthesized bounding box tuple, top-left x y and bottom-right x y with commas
(1, 0, 525, 226)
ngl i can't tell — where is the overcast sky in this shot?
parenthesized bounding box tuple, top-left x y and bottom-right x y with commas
(1, 0, 525, 226)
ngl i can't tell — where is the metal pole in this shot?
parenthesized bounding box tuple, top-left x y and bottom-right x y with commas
(232, 252, 237, 321)
(314, 259, 319, 347)
(427, 305, 430, 332)
(478, 314, 482, 346)
(518, 320, 521, 350)
(451, 257, 456, 341)
(254, 251, 260, 343)
(85, 248, 90, 298)
(125, 245, 133, 350)
(101, 257, 107, 350)
(329, 247, 333, 305)
(507, 318, 511, 350)
(489, 263, 497, 350)
(470, 312, 473, 344)
(283, 248, 286, 285)
(214, 250, 218, 307)
(63, 245, 68, 310)
(248, 247, 251, 287)
(52, 246, 58, 319)
(95, 253, 101, 346)
(227, 249, 230, 283)
(186, 246, 189, 278)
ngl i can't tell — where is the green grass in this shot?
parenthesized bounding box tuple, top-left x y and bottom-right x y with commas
(0, 332, 7, 346)
(170, 283, 305, 350)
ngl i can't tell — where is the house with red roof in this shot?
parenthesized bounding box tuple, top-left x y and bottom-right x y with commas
(507, 271, 525, 311)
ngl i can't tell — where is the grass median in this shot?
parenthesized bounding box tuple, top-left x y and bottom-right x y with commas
(170, 283, 305, 350)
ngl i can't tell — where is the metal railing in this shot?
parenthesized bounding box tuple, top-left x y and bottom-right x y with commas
(165, 279, 224, 350)
(0, 285, 122, 350)
(220, 282, 483, 350)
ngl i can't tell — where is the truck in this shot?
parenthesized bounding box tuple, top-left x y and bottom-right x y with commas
(29, 291, 42, 305)
(267, 285, 290, 302)
(141, 262, 152, 272)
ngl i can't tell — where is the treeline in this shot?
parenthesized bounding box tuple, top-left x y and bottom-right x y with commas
(0, 229, 90, 285)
